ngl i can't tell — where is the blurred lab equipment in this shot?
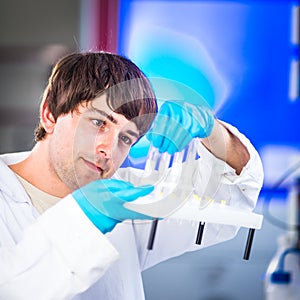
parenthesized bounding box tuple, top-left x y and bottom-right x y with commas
(264, 4, 300, 297)
(264, 175, 300, 299)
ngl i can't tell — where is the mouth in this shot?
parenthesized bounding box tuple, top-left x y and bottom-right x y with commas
(83, 158, 104, 174)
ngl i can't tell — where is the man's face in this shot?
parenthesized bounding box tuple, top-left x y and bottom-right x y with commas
(48, 94, 140, 191)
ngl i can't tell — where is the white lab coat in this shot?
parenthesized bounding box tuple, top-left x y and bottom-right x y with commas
(0, 123, 263, 300)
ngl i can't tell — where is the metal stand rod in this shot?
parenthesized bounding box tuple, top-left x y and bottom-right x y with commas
(195, 222, 205, 245)
(147, 218, 159, 250)
(243, 228, 255, 260)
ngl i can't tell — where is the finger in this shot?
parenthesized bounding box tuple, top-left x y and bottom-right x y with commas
(100, 179, 134, 192)
(99, 200, 154, 222)
(149, 116, 181, 152)
(147, 114, 171, 139)
(190, 105, 215, 138)
(165, 143, 178, 155)
(115, 184, 154, 201)
(151, 103, 191, 153)
(158, 135, 174, 153)
(150, 133, 165, 150)
(119, 207, 154, 221)
(166, 125, 193, 153)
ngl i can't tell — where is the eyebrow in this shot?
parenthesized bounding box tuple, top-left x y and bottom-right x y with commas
(126, 130, 140, 140)
(88, 107, 117, 124)
(88, 106, 140, 139)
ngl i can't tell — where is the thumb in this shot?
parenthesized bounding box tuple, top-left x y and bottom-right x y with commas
(116, 184, 154, 202)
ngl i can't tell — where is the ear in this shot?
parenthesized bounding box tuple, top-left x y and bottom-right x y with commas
(40, 101, 56, 134)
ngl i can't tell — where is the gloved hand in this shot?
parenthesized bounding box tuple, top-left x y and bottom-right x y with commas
(147, 100, 214, 154)
(73, 179, 154, 234)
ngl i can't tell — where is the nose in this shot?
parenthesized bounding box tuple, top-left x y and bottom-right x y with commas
(97, 147, 112, 159)
(95, 131, 117, 159)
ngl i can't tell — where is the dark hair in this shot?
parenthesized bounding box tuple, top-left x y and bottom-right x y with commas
(34, 51, 157, 141)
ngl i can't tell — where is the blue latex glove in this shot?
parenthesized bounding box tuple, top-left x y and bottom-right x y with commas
(73, 179, 154, 234)
(147, 100, 214, 154)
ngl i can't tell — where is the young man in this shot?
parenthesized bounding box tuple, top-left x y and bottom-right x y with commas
(0, 51, 263, 300)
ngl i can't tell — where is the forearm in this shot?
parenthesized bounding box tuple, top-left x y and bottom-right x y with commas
(0, 196, 119, 299)
(201, 120, 250, 175)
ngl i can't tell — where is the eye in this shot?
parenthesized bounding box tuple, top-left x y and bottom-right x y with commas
(120, 135, 133, 146)
(92, 119, 105, 127)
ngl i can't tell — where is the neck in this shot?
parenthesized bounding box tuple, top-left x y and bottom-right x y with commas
(9, 142, 72, 198)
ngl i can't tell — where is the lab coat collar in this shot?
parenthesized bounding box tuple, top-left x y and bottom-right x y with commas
(0, 151, 32, 204)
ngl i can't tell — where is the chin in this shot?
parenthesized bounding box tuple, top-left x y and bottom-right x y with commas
(75, 174, 99, 187)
